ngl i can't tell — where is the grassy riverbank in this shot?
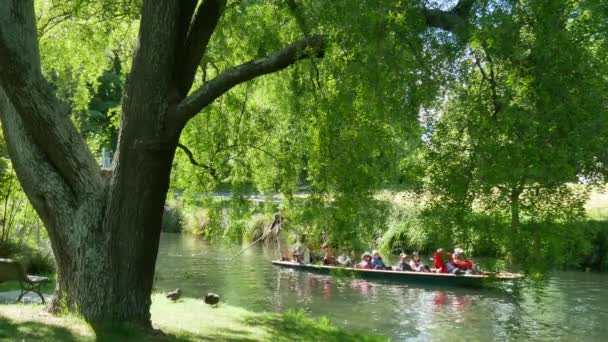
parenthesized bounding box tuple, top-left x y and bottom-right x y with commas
(0, 294, 387, 341)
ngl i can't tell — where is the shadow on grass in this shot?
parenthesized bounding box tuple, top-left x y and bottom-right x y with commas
(202, 328, 259, 342)
(0, 315, 79, 342)
(244, 311, 388, 342)
(0, 317, 259, 342)
(1, 297, 386, 341)
(0, 312, 384, 342)
(93, 322, 258, 342)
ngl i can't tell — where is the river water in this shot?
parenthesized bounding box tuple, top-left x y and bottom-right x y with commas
(154, 233, 608, 341)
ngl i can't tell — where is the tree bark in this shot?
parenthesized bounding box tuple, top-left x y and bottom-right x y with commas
(510, 189, 520, 234)
(0, 0, 180, 325)
(509, 185, 522, 256)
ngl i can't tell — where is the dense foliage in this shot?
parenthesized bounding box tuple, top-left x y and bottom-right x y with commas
(1, 0, 607, 273)
(419, 0, 608, 266)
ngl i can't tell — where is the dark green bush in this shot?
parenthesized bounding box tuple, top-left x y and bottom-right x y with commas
(1, 240, 55, 275)
(0, 240, 21, 259)
(577, 220, 608, 271)
(162, 205, 183, 233)
(20, 248, 56, 275)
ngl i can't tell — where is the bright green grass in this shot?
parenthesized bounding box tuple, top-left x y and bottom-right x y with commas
(0, 277, 56, 294)
(0, 294, 388, 341)
(587, 207, 608, 220)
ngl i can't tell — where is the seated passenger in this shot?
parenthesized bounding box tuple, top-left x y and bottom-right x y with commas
(433, 248, 446, 273)
(321, 242, 337, 265)
(444, 252, 460, 274)
(409, 252, 430, 272)
(356, 252, 373, 269)
(452, 248, 477, 274)
(293, 245, 304, 263)
(292, 238, 310, 264)
(336, 255, 352, 267)
(371, 250, 388, 270)
(397, 253, 413, 271)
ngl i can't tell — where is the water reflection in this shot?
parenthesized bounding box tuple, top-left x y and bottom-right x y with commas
(432, 291, 472, 312)
(269, 265, 527, 339)
(155, 234, 608, 341)
(350, 279, 373, 296)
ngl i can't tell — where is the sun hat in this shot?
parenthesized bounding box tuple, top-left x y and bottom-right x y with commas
(454, 248, 464, 254)
(362, 251, 372, 259)
(400, 253, 408, 259)
(372, 250, 380, 256)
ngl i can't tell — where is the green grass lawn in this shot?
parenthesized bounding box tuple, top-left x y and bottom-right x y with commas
(0, 293, 388, 341)
(0, 277, 56, 294)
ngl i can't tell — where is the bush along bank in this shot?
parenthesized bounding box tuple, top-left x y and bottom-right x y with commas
(161, 195, 608, 272)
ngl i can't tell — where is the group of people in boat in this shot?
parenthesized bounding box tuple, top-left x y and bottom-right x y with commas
(293, 243, 479, 275)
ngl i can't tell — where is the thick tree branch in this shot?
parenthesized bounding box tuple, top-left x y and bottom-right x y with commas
(0, 1, 103, 197)
(171, 0, 198, 71)
(118, 0, 182, 143)
(175, 35, 326, 123)
(176, 0, 199, 43)
(0, 86, 79, 257)
(482, 45, 501, 117)
(174, 0, 227, 98)
(422, 0, 475, 37)
(474, 48, 501, 118)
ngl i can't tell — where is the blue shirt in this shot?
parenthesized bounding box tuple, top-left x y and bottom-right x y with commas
(371, 257, 386, 269)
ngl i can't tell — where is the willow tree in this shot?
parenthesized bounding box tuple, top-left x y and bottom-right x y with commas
(0, 0, 473, 327)
(422, 0, 608, 256)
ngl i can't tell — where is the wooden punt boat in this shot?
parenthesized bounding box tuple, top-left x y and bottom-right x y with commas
(272, 260, 524, 287)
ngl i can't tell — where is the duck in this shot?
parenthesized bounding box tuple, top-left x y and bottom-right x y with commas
(166, 288, 182, 301)
(203, 293, 220, 307)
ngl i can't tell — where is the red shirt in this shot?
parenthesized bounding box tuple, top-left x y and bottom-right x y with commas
(433, 252, 446, 273)
(452, 256, 473, 269)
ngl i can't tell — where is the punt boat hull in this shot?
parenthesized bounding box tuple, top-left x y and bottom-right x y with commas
(272, 260, 524, 287)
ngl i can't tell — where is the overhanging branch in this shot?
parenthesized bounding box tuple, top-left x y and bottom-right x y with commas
(482, 44, 501, 117)
(422, 0, 476, 37)
(177, 143, 203, 167)
(286, 0, 323, 92)
(176, 143, 218, 179)
(474, 47, 501, 118)
(174, 35, 326, 123)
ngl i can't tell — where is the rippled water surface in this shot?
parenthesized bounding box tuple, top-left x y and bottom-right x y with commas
(154, 234, 608, 341)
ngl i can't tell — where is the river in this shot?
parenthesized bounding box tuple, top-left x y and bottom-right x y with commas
(154, 233, 608, 341)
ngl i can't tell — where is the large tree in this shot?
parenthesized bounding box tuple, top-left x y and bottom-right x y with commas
(0, 0, 474, 327)
(422, 0, 608, 256)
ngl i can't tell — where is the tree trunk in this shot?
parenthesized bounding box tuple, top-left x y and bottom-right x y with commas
(49, 141, 178, 326)
(509, 186, 522, 260)
(0, 0, 182, 326)
(510, 189, 520, 236)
